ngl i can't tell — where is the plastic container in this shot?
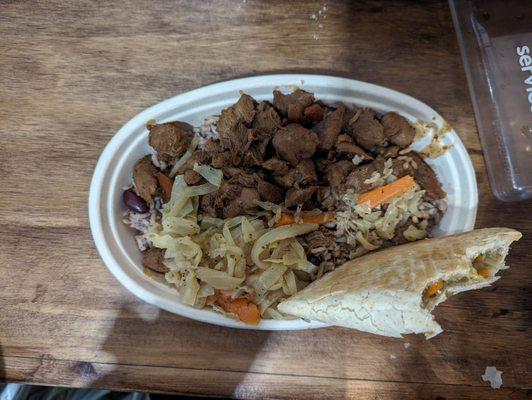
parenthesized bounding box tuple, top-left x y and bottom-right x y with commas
(450, 0, 532, 201)
(89, 74, 478, 330)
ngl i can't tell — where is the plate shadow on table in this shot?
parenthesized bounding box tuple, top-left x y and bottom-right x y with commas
(86, 305, 271, 398)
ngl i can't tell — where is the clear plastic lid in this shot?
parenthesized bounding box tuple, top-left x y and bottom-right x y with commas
(450, 0, 532, 201)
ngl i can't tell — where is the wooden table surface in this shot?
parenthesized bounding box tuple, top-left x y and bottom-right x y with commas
(1, 1, 530, 399)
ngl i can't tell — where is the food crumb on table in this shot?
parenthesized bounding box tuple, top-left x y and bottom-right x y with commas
(482, 366, 503, 389)
(309, 3, 328, 40)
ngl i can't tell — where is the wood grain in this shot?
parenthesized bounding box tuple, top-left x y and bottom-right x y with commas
(4, 356, 529, 400)
(0, 1, 530, 399)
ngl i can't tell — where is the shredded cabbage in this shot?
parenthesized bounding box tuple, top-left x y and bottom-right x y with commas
(222, 223, 236, 246)
(162, 216, 200, 236)
(169, 137, 199, 178)
(282, 270, 298, 296)
(263, 307, 289, 320)
(187, 182, 219, 197)
(180, 270, 200, 305)
(178, 199, 195, 218)
(257, 289, 284, 314)
(193, 163, 223, 187)
(196, 267, 245, 290)
(145, 167, 322, 319)
(198, 283, 215, 298)
(255, 265, 287, 296)
(164, 175, 217, 216)
(251, 224, 318, 269)
(241, 217, 259, 243)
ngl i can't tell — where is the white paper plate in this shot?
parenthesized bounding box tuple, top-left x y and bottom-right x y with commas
(89, 74, 478, 330)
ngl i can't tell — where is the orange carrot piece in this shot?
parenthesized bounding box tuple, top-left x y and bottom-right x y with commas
(205, 295, 218, 306)
(357, 175, 416, 208)
(155, 172, 173, 203)
(216, 295, 261, 325)
(276, 213, 296, 227)
(476, 267, 491, 278)
(423, 279, 444, 297)
(275, 211, 334, 227)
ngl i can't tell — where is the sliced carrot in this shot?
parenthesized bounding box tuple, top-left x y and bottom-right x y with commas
(423, 279, 444, 297)
(476, 267, 491, 278)
(276, 213, 296, 227)
(217, 296, 261, 325)
(357, 175, 416, 208)
(205, 295, 218, 306)
(155, 172, 173, 203)
(209, 292, 260, 325)
(275, 211, 334, 227)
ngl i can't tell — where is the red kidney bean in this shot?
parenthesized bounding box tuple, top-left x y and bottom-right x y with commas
(123, 189, 148, 213)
